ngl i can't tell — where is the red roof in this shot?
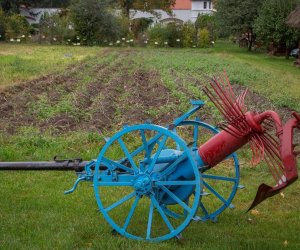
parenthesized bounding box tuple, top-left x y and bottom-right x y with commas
(172, 0, 191, 10)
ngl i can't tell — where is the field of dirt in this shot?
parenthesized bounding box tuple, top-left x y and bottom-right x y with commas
(0, 49, 296, 136)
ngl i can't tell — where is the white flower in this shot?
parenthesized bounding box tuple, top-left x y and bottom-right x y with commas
(126, 40, 130, 43)
(0, 35, 2, 38)
(76, 36, 80, 40)
(154, 42, 158, 45)
(164, 41, 168, 45)
(193, 45, 196, 48)
(42, 35, 45, 39)
(67, 39, 71, 42)
(130, 39, 133, 42)
(28, 35, 31, 38)
(116, 40, 120, 44)
(53, 37, 57, 41)
(77, 43, 80, 46)
(176, 39, 180, 42)
(109, 42, 113, 46)
(10, 38, 14, 42)
(122, 37, 125, 41)
(21, 35, 25, 38)
(144, 40, 148, 44)
(17, 39, 21, 42)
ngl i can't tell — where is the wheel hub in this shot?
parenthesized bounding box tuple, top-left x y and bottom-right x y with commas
(133, 174, 152, 195)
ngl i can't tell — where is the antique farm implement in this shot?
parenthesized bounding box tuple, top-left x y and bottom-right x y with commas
(1, 73, 299, 241)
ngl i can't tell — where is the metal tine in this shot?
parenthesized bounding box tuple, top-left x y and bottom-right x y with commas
(223, 70, 248, 118)
(264, 148, 284, 183)
(249, 140, 261, 165)
(262, 121, 274, 131)
(222, 71, 250, 123)
(264, 131, 280, 147)
(210, 77, 249, 132)
(261, 133, 282, 161)
(263, 139, 285, 175)
(219, 123, 245, 138)
(224, 69, 238, 105)
(203, 87, 233, 122)
(218, 71, 245, 118)
(220, 74, 245, 116)
(250, 134, 265, 165)
(237, 89, 248, 113)
(261, 134, 284, 170)
(262, 138, 285, 182)
(218, 124, 243, 138)
(206, 82, 240, 123)
(264, 151, 281, 183)
(210, 77, 242, 119)
(250, 138, 262, 166)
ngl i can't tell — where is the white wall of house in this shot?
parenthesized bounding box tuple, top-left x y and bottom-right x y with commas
(131, 10, 192, 24)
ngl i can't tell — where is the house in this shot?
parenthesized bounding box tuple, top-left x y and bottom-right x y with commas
(131, 0, 215, 24)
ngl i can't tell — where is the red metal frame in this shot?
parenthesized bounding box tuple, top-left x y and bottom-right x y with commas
(199, 72, 300, 209)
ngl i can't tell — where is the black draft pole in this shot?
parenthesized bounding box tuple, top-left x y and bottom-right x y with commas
(0, 161, 91, 171)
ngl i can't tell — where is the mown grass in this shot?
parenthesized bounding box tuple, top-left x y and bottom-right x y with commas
(0, 43, 299, 249)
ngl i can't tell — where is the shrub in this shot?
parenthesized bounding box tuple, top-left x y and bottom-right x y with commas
(131, 18, 153, 38)
(0, 9, 5, 40)
(182, 21, 196, 47)
(70, 0, 120, 45)
(39, 12, 75, 44)
(148, 23, 182, 47)
(5, 14, 30, 40)
(198, 28, 210, 48)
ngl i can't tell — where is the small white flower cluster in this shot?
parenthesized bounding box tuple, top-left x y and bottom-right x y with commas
(8, 34, 32, 43)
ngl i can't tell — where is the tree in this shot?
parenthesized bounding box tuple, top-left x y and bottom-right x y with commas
(70, 0, 120, 45)
(215, 0, 263, 51)
(0, 1, 71, 14)
(118, 0, 175, 18)
(254, 0, 300, 58)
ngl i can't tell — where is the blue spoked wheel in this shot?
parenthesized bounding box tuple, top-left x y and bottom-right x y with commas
(94, 124, 201, 241)
(175, 120, 240, 222)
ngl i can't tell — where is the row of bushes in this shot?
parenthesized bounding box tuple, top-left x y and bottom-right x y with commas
(147, 22, 211, 48)
(0, 5, 216, 48)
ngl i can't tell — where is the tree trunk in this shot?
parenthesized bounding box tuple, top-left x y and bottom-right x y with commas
(247, 32, 252, 51)
(285, 47, 290, 59)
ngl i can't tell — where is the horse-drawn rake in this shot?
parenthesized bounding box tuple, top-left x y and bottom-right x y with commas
(1, 73, 299, 241)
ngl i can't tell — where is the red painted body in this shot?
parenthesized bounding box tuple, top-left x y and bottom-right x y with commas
(198, 128, 248, 167)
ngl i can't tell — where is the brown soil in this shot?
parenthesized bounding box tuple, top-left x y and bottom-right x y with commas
(0, 50, 177, 135)
(0, 49, 297, 136)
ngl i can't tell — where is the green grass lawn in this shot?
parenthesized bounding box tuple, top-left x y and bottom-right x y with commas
(0, 42, 299, 249)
